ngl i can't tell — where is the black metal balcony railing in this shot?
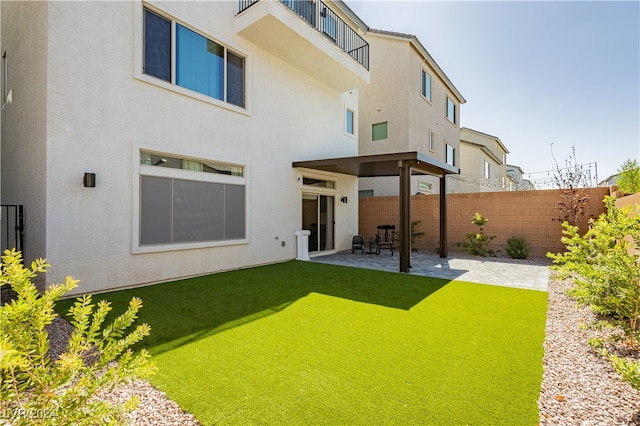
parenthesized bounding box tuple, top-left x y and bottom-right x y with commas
(238, 0, 369, 70)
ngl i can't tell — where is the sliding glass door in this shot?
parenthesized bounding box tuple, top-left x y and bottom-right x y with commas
(302, 194, 334, 254)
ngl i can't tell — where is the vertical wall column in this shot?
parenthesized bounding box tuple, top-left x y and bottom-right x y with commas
(399, 160, 411, 272)
(439, 175, 448, 258)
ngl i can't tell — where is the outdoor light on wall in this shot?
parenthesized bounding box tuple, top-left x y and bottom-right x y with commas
(83, 173, 96, 188)
(341, 196, 348, 203)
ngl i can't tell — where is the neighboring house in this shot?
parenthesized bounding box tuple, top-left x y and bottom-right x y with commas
(506, 164, 536, 191)
(599, 174, 620, 187)
(357, 29, 465, 197)
(455, 128, 509, 193)
(0, 0, 370, 295)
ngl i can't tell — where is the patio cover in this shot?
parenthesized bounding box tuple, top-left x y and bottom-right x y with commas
(293, 151, 459, 273)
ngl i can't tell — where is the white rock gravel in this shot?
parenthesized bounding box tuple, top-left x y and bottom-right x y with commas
(45, 316, 200, 425)
(41, 260, 640, 425)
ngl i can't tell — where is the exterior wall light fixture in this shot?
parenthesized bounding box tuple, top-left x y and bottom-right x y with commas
(83, 173, 96, 188)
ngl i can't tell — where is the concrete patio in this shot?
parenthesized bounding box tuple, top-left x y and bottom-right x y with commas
(311, 250, 550, 291)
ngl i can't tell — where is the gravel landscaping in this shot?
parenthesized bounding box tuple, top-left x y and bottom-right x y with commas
(539, 273, 640, 425)
(39, 259, 640, 424)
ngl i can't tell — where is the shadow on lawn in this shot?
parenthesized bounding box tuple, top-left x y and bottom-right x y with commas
(57, 261, 451, 355)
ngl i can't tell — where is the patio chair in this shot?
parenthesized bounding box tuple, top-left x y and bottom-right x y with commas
(376, 225, 395, 255)
(352, 235, 365, 254)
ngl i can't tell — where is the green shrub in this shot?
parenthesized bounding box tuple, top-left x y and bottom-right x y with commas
(456, 213, 496, 257)
(618, 158, 640, 194)
(506, 237, 530, 259)
(548, 196, 640, 390)
(0, 249, 156, 425)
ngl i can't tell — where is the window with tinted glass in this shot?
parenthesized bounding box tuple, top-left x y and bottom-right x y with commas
(143, 8, 245, 108)
(446, 97, 456, 124)
(372, 122, 388, 141)
(446, 144, 455, 166)
(421, 69, 431, 102)
(144, 9, 171, 82)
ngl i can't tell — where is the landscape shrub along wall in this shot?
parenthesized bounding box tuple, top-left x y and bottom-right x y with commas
(359, 187, 611, 257)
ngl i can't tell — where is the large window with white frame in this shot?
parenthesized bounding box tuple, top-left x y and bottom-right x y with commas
(143, 7, 245, 108)
(138, 151, 246, 247)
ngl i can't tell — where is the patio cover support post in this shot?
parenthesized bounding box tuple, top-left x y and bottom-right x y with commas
(399, 160, 411, 272)
(439, 175, 448, 258)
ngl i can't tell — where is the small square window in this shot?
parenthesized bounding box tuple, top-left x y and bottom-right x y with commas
(372, 122, 388, 141)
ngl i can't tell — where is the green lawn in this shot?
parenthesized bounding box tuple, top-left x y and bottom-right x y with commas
(57, 261, 547, 425)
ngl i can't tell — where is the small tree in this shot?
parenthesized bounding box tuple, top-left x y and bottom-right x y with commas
(617, 158, 640, 194)
(457, 213, 496, 257)
(0, 249, 156, 425)
(548, 196, 640, 390)
(552, 146, 591, 230)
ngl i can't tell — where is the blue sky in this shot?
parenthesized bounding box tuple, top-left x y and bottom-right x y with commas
(347, 0, 640, 186)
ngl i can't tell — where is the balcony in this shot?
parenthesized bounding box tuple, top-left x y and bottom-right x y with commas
(236, 0, 370, 92)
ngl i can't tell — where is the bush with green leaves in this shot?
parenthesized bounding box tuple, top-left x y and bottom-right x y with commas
(506, 236, 530, 259)
(548, 196, 640, 390)
(617, 158, 640, 195)
(0, 249, 156, 425)
(456, 213, 496, 257)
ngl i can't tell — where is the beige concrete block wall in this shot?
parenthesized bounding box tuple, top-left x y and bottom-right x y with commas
(359, 188, 610, 257)
(616, 193, 640, 212)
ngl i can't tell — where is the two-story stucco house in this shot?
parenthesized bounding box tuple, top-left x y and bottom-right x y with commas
(357, 30, 465, 197)
(456, 128, 510, 193)
(506, 164, 535, 191)
(0, 0, 371, 295)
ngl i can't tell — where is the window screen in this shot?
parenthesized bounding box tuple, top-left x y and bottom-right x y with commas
(140, 176, 245, 245)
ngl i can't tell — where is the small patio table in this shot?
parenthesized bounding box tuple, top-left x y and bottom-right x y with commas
(365, 238, 377, 254)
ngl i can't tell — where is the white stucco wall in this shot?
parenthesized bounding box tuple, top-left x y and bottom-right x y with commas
(5, 1, 361, 295)
(0, 1, 48, 268)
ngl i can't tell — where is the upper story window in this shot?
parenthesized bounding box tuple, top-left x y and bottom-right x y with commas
(372, 122, 388, 141)
(346, 108, 355, 136)
(143, 8, 245, 108)
(428, 130, 435, 152)
(484, 160, 490, 179)
(421, 69, 431, 102)
(2, 50, 8, 107)
(446, 143, 455, 166)
(321, 6, 337, 41)
(446, 97, 457, 124)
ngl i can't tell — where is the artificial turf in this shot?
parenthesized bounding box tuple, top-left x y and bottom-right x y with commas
(56, 260, 547, 425)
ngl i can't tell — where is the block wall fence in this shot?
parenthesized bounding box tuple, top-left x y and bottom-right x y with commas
(358, 187, 612, 257)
